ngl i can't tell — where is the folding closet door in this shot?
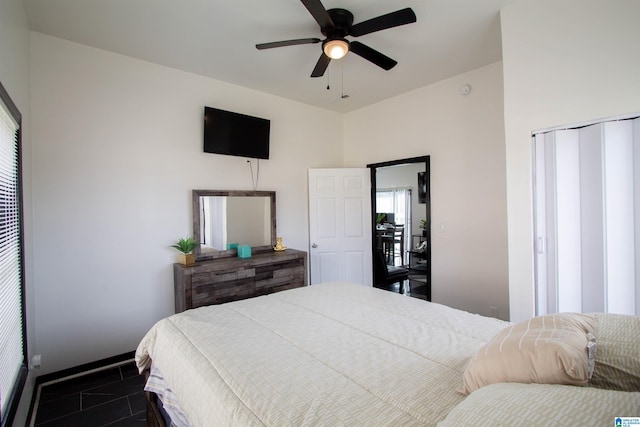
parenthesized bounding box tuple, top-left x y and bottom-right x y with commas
(533, 117, 640, 316)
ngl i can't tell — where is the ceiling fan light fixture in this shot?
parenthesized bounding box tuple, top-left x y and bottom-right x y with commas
(323, 39, 349, 59)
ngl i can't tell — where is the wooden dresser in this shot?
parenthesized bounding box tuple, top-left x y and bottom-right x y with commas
(173, 248, 307, 313)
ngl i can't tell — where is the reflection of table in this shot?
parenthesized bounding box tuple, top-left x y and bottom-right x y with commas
(408, 250, 427, 271)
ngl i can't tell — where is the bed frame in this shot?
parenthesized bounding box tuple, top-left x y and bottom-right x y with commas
(143, 369, 167, 427)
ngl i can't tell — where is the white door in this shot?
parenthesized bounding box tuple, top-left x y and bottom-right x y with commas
(308, 168, 372, 285)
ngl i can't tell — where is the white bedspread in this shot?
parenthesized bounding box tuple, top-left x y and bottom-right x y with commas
(136, 282, 509, 426)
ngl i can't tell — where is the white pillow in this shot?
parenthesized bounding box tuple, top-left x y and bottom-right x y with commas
(460, 313, 596, 394)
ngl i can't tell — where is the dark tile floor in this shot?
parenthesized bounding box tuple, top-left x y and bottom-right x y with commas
(377, 276, 431, 301)
(33, 361, 146, 426)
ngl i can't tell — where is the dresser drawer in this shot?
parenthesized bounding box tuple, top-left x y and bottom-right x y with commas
(174, 249, 307, 312)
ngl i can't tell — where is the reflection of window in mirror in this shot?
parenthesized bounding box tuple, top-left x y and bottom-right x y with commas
(375, 162, 426, 242)
(200, 196, 226, 252)
(200, 196, 271, 252)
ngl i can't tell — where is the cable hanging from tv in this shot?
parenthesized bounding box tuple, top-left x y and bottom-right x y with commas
(247, 159, 260, 191)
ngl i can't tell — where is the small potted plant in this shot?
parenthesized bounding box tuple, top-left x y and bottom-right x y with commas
(171, 236, 198, 266)
(419, 219, 428, 236)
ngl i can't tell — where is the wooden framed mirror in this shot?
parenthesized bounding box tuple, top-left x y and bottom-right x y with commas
(192, 190, 276, 261)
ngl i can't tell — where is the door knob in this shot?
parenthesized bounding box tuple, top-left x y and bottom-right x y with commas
(311, 243, 318, 248)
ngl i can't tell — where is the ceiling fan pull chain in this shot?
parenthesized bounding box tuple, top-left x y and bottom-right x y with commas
(341, 62, 344, 97)
(326, 66, 330, 90)
(341, 61, 349, 99)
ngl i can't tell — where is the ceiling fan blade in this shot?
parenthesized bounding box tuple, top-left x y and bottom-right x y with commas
(256, 38, 321, 50)
(349, 41, 397, 71)
(310, 53, 331, 77)
(349, 8, 416, 37)
(300, 0, 334, 28)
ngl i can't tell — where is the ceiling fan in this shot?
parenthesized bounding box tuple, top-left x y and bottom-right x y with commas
(256, 0, 416, 78)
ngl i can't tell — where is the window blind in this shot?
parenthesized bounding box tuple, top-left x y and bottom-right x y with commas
(376, 188, 411, 227)
(0, 86, 25, 425)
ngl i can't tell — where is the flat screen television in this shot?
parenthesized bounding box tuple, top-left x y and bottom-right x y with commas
(203, 106, 270, 159)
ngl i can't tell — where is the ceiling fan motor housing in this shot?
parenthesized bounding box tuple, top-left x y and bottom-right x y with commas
(322, 8, 354, 40)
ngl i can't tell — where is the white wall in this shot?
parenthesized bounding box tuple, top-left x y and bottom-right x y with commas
(344, 62, 509, 320)
(501, 0, 640, 321)
(29, 32, 343, 374)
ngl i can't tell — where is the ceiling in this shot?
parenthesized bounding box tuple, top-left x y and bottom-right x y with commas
(23, 0, 517, 113)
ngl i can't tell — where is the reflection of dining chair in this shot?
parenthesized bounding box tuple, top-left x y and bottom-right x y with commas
(392, 224, 405, 266)
(382, 235, 394, 264)
(374, 249, 409, 290)
(376, 225, 394, 264)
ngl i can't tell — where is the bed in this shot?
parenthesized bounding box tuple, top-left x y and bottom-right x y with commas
(136, 282, 640, 426)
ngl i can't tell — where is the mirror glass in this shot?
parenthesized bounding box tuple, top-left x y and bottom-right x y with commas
(193, 190, 276, 260)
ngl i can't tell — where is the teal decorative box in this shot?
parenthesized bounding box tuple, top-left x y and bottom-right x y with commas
(226, 242, 239, 250)
(237, 245, 252, 258)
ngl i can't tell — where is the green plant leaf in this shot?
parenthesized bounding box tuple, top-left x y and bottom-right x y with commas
(171, 237, 197, 254)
